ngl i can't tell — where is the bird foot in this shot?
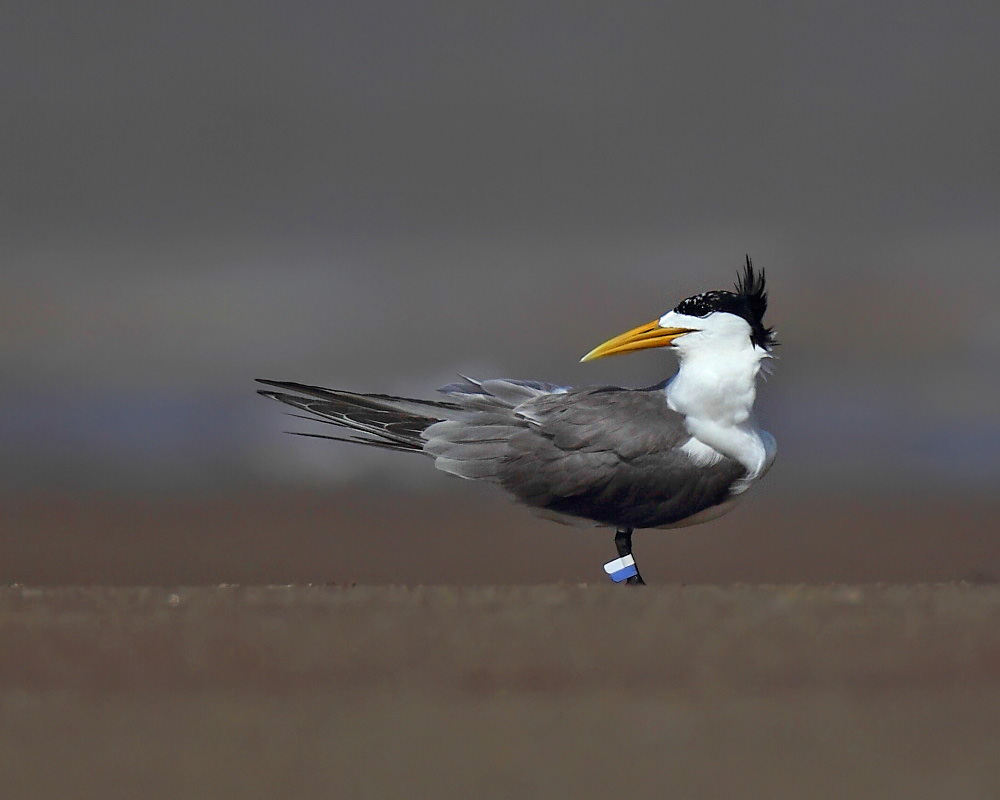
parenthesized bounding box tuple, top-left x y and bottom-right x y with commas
(608, 527, 645, 585)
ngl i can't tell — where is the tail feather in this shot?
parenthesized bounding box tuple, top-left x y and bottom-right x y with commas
(287, 430, 418, 452)
(256, 379, 451, 452)
(256, 379, 461, 415)
(256, 375, 567, 455)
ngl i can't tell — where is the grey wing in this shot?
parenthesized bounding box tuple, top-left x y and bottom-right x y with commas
(427, 383, 747, 529)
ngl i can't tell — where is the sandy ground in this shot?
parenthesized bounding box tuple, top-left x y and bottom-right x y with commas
(2, 490, 998, 797)
(3, 489, 999, 585)
(2, 584, 999, 800)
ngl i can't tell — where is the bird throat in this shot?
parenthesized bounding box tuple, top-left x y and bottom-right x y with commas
(664, 346, 768, 478)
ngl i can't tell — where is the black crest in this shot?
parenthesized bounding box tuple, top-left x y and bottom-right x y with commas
(673, 255, 775, 349)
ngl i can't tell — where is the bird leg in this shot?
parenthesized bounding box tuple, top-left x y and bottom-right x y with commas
(614, 527, 645, 585)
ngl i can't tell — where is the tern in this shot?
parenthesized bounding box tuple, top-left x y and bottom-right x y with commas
(258, 256, 776, 584)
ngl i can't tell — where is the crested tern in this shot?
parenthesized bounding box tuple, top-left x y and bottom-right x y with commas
(258, 256, 777, 584)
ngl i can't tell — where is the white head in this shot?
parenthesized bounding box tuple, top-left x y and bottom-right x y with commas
(580, 256, 776, 366)
(655, 307, 771, 367)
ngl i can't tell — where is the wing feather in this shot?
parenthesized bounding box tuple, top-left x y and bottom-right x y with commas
(259, 377, 747, 529)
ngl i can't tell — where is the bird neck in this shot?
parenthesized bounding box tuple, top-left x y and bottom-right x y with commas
(665, 343, 769, 477)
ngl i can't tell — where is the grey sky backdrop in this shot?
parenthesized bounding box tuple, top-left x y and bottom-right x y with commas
(3, 1, 999, 497)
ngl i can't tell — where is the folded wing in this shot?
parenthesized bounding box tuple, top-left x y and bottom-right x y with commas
(257, 377, 746, 529)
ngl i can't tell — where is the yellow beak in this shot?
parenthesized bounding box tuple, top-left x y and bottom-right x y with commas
(580, 319, 695, 362)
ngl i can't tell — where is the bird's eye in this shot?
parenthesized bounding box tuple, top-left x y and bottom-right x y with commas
(674, 290, 736, 318)
(675, 293, 714, 317)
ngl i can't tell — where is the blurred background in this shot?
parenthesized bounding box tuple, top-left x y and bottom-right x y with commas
(3, 0, 998, 584)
